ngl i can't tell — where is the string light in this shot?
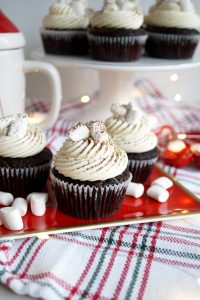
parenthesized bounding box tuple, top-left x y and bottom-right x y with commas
(174, 94, 182, 102)
(170, 74, 178, 82)
(81, 95, 90, 103)
(177, 133, 187, 140)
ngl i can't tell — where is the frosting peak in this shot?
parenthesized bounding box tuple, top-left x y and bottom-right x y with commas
(54, 121, 128, 181)
(145, 0, 200, 29)
(105, 103, 157, 153)
(0, 114, 46, 158)
(90, 0, 144, 30)
(43, 0, 92, 29)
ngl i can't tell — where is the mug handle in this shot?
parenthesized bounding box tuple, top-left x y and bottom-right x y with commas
(23, 60, 62, 129)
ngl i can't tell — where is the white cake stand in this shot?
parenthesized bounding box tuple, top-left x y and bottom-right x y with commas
(31, 49, 200, 122)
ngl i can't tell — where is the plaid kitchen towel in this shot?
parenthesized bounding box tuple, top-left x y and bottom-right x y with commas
(0, 79, 200, 300)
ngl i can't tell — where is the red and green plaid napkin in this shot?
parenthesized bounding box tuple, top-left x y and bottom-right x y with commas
(0, 79, 200, 300)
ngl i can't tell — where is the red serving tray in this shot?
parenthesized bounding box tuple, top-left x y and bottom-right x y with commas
(0, 165, 200, 240)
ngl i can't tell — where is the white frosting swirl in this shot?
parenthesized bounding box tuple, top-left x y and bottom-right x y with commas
(0, 114, 46, 158)
(145, 0, 200, 29)
(90, 1, 144, 30)
(43, 1, 91, 29)
(105, 104, 157, 153)
(54, 121, 128, 181)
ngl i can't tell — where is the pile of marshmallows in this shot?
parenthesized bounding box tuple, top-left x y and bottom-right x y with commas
(126, 176, 173, 202)
(0, 192, 48, 231)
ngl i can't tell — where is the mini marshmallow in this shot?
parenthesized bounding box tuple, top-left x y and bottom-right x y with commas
(0, 207, 23, 231)
(151, 177, 173, 190)
(28, 193, 48, 217)
(12, 197, 28, 217)
(146, 186, 169, 203)
(0, 191, 14, 206)
(8, 114, 29, 138)
(167, 140, 186, 153)
(68, 123, 90, 142)
(111, 103, 127, 117)
(71, 0, 86, 15)
(0, 115, 15, 130)
(88, 121, 109, 142)
(126, 182, 144, 198)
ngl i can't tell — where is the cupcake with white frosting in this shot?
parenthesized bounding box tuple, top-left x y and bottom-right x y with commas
(51, 121, 131, 219)
(105, 103, 158, 183)
(0, 114, 53, 197)
(88, 0, 147, 61)
(145, 0, 200, 59)
(41, 0, 93, 55)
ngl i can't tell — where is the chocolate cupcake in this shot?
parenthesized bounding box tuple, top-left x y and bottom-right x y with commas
(41, 0, 93, 55)
(144, 0, 200, 59)
(51, 121, 131, 219)
(0, 114, 53, 197)
(105, 103, 158, 183)
(88, 0, 147, 62)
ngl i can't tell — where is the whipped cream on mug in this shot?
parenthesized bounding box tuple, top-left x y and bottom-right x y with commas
(145, 0, 200, 29)
(43, 0, 92, 29)
(105, 103, 158, 153)
(0, 114, 46, 158)
(54, 121, 128, 181)
(90, 0, 144, 30)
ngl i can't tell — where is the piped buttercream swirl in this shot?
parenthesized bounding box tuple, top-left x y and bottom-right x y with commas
(105, 104, 158, 153)
(54, 121, 128, 181)
(43, 0, 91, 29)
(145, 0, 200, 29)
(0, 114, 46, 158)
(90, 0, 144, 30)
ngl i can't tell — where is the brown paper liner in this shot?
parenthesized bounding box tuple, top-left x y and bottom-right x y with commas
(0, 161, 51, 197)
(88, 34, 147, 62)
(145, 32, 199, 59)
(128, 157, 158, 183)
(51, 171, 131, 219)
(41, 28, 89, 55)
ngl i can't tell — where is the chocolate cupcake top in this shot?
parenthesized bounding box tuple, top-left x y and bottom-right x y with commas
(90, 0, 144, 30)
(54, 121, 128, 181)
(43, 0, 93, 30)
(105, 103, 157, 153)
(0, 114, 46, 158)
(145, 0, 200, 29)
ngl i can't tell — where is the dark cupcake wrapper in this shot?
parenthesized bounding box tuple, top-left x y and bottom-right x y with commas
(128, 157, 158, 183)
(145, 32, 199, 59)
(0, 161, 51, 197)
(41, 28, 89, 55)
(50, 171, 132, 219)
(88, 33, 147, 62)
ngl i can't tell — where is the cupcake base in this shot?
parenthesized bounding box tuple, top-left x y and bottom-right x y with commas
(145, 26, 200, 59)
(51, 168, 131, 219)
(0, 148, 53, 197)
(128, 147, 158, 183)
(88, 27, 147, 62)
(41, 28, 89, 55)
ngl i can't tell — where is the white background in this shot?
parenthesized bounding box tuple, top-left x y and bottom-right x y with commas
(1, 0, 200, 107)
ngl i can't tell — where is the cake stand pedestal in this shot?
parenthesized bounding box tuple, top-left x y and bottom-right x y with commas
(31, 49, 200, 122)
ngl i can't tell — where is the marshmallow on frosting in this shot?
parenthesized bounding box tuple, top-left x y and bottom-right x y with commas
(0, 114, 46, 158)
(105, 103, 158, 153)
(145, 0, 200, 29)
(54, 121, 128, 181)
